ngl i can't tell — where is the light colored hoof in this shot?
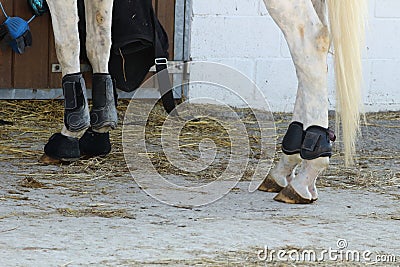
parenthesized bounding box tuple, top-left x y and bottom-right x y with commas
(273, 185, 313, 204)
(39, 154, 79, 165)
(258, 175, 284, 193)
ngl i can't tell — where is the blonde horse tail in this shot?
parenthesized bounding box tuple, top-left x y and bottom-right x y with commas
(327, 0, 368, 165)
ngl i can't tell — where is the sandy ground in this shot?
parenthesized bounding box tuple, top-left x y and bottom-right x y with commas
(0, 101, 399, 266)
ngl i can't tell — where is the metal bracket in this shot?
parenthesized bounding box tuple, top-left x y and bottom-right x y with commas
(149, 61, 189, 74)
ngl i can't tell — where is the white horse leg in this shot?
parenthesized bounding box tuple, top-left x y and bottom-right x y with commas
(41, 1, 91, 163)
(83, 0, 117, 133)
(47, 0, 90, 139)
(259, 0, 329, 195)
(311, 0, 328, 26)
(83, 0, 113, 74)
(259, 154, 301, 192)
(305, 0, 328, 201)
(77, 0, 117, 158)
(263, 0, 330, 203)
(46, 0, 80, 76)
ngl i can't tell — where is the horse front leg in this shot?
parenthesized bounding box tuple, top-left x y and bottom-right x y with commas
(46, 0, 80, 76)
(78, 0, 118, 158)
(83, 0, 113, 74)
(42, 0, 90, 163)
(261, 0, 332, 204)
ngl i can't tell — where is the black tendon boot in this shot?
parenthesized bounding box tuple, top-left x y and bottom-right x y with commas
(62, 73, 91, 132)
(300, 126, 336, 160)
(42, 74, 90, 162)
(282, 121, 304, 155)
(90, 74, 118, 130)
(79, 74, 117, 157)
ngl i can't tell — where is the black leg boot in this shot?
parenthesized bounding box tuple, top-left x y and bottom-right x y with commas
(79, 128, 111, 157)
(42, 73, 90, 163)
(79, 74, 117, 157)
(90, 73, 118, 130)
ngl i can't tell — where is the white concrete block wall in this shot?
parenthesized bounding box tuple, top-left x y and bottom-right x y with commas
(189, 0, 400, 112)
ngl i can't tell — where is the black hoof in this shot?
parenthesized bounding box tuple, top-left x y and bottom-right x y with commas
(79, 128, 111, 157)
(43, 133, 80, 162)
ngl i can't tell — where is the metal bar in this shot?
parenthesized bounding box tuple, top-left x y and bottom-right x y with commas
(172, 0, 192, 99)
(0, 88, 164, 100)
(52, 62, 188, 74)
(174, 0, 185, 61)
(183, 0, 193, 62)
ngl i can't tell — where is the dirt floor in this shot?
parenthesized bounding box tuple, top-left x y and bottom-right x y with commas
(0, 100, 399, 266)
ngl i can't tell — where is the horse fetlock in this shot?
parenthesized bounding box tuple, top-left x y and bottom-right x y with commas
(306, 157, 330, 173)
(260, 153, 302, 193)
(270, 158, 300, 187)
(90, 73, 118, 131)
(62, 73, 90, 132)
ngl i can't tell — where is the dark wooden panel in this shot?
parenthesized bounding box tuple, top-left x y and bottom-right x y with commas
(152, 0, 157, 12)
(157, 0, 175, 59)
(0, 0, 176, 90)
(0, 0, 13, 88)
(13, 1, 49, 88)
(48, 22, 61, 89)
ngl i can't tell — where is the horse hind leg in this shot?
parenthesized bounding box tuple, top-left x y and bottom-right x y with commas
(263, 0, 331, 203)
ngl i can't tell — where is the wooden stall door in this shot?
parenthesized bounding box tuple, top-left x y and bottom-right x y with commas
(0, 0, 175, 90)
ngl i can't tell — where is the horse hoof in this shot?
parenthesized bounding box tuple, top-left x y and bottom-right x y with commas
(39, 154, 79, 164)
(42, 133, 81, 164)
(258, 175, 284, 193)
(79, 128, 111, 158)
(39, 154, 61, 164)
(273, 185, 313, 204)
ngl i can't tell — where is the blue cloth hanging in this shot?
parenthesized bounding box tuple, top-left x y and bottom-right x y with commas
(0, 1, 35, 54)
